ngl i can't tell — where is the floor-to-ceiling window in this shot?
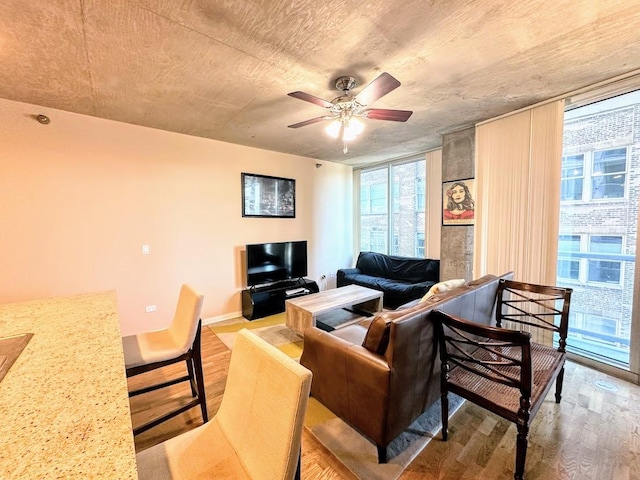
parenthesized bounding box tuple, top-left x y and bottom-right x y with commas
(359, 157, 426, 257)
(557, 90, 640, 369)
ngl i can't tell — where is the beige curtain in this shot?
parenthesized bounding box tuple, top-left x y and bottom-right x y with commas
(425, 149, 442, 259)
(474, 101, 565, 343)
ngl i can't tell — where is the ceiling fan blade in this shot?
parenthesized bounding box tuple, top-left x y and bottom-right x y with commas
(287, 116, 329, 128)
(288, 91, 333, 108)
(364, 109, 413, 122)
(354, 72, 401, 106)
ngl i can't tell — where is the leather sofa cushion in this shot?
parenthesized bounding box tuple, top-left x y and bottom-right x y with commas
(347, 273, 432, 296)
(362, 315, 391, 355)
(356, 251, 440, 283)
(331, 323, 369, 345)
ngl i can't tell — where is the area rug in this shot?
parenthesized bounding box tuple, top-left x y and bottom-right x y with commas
(210, 313, 305, 359)
(208, 313, 464, 480)
(307, 395, 464, 480)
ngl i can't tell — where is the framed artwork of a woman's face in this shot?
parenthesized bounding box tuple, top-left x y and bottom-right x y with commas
(442, 178, 475, 226)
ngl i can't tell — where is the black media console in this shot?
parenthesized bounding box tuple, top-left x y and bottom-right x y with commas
(241, 278, 319, 320)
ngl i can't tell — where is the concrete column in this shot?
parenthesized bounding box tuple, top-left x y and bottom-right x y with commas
(441, 127, 475, 281)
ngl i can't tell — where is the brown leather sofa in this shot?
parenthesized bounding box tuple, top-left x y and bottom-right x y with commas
(299, 272, 513, 463)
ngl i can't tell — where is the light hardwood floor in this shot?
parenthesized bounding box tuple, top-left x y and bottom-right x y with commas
(129, 326, 640, 480)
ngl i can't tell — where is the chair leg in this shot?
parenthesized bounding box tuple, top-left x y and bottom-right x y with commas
(514, 422, 529, 480)
(294, 446, 301, 480)
(441, 391, 449, 441)
(186, 358, 197, 397)
(555, 366, 565, 403)
(192, 327, 208, 423)
(377, 445, 387, 464)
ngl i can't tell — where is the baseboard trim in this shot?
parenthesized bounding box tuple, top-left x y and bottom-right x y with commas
(202, 311, 242, 326)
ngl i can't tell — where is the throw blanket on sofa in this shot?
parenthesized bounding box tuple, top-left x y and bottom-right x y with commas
(337, 251, 440, 309)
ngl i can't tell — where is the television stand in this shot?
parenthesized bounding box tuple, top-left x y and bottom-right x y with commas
(242, 278, 319, 320)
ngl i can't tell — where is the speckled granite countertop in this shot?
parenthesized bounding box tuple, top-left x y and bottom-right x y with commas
(0, 291, 137, 479)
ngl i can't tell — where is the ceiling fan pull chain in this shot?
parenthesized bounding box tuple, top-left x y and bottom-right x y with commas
(341, 116, 349, 154)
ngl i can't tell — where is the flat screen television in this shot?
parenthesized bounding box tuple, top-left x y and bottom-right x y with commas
(246, 240, 308, 287)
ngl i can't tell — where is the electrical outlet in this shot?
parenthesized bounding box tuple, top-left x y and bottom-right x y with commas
(141, 244, 150, 255)
(145, 305, 157, 313)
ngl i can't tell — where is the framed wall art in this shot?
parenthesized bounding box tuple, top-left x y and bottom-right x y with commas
(242, 173, 296, 218)
(442, 178, 475, 226)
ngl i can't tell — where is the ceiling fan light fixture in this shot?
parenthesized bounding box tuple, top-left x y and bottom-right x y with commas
(325, 119, 342, 138)
(344, 117, 364, 140)
(288, 72, 411, 154)
(325, 117, 364, 140)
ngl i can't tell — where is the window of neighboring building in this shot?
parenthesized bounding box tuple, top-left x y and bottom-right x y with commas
(369, 230, 387, 253)
(561, 147, 628, 202)
(557, 234, 581, 280)
(392, 234, 400, 255)
(360, 186, 371, 215)
(561, 154, 585, 201)
(587, 235, 623, 284)
(592, 148, 627, 199)
(370, 184, 387, 214)
(556, 234, 624, 285)
(584, 314, 618, 338)
(415, 177, 425, 212)
(416, 232, 425, 257)
(393, 183, 400, 213)
(568, 311, 623, 348)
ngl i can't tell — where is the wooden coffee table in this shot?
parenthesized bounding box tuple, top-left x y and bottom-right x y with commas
(285, 284, 383, 335)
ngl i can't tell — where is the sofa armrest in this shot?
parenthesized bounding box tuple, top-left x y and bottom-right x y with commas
(300, 327, 391, 444)
(337, 267, 360, 287)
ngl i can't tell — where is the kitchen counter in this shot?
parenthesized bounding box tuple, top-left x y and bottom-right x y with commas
(0, 291, 137, 479)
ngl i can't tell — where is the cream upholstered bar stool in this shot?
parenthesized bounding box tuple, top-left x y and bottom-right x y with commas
(136, 328, 313, 480)
(122, 284, 206, 435)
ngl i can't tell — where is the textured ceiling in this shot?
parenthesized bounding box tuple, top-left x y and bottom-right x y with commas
(2, 1, 640, 166)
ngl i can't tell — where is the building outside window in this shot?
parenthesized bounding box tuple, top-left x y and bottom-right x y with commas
(557, 234, 580, 280)
(415, 177, 425, 212)
(592, 148, 627, 199)
(416, 232, 425, 257)
(560, 154, 584, 201)
(361, 228, 387, 254)
(557, 91, 640, 367)
(557, 234, 623, 286)
(369, 230, 387, 253)
(392, 234, 400, 255)
(587, 236, 623, 285)
(393, 184, 400, 213)
(561, 148, 628, 202)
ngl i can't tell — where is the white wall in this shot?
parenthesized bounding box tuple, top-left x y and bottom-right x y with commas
(0, 99, 353, 335)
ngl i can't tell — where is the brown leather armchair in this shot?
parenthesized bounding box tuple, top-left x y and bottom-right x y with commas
(300, 273, 512, 463)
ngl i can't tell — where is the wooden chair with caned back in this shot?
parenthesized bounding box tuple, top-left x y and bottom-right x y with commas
(433, 279, 572, 480)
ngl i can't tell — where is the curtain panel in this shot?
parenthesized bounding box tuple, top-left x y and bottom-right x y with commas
(425, 149, 442, 259)
(474, 101, 565, 343)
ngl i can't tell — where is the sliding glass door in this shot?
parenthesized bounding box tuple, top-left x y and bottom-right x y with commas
(557, 90, 640, 369)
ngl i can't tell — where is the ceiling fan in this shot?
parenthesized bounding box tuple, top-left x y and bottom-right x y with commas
(287, 72, 413, 154)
